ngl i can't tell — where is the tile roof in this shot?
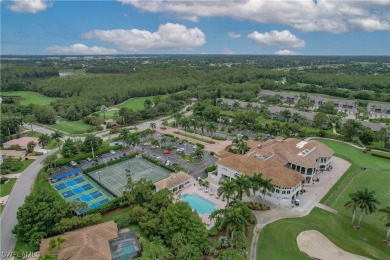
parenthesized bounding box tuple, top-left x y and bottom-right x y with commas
(3, 137, 39, 148)
(218, 155, 304, 188)
(0, 150, 25, 157)
(154, 172, 193, 190)
(40, 221, 118, 260)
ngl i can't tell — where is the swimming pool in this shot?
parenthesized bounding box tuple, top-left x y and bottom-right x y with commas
(181, 194, 216, 214)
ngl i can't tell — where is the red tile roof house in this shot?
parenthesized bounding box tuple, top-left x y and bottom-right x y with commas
(2, 137, 40, 150)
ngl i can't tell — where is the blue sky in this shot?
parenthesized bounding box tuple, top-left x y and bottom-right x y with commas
(1, 0, 389, 55)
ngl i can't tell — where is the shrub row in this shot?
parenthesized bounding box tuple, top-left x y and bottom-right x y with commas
(55, 145, 123, 166)
(371, 151, 390, 160)
(204, 164, 217, 173)
(84, 163, 106, 173)
(86, 198, 129, 215)
(84, 153, 136, 173)
(141, 154, 175, 172)
(163, 133, 174, 138)
(195, 143, 205, 149)
(211, 135, 227, 141)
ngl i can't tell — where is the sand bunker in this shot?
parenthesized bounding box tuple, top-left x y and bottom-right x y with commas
(297, 230, 370, 260)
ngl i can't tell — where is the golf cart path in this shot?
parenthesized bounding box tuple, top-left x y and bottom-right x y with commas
(297, 230, 371, 260)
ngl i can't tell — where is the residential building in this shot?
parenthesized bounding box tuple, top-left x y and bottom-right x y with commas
(367, 103, 390, 116)
(40, 221, 141, 260)
(218, 154, 304, 205)
(0, 150, 26, 159)
(259, 90, 300, 103)
(2, 137, 39, 150)
(154, 172, 193, 192)
(308, 96, 357, 112)
(248, 138, 334, 183)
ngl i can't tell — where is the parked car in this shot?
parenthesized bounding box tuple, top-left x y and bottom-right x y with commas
(178, 141, 184, 145)
(177, 148, 185, 152)
(165, 160, 171, 166)
(86, 157, 92, 162)
(163, 150, 172, 154)
(294, 199, 300, 206)
(123, 153, 128, 156)
(110, 150, 116, 154)
(192, 145, 198, 149)
(69, 161, 77, 167)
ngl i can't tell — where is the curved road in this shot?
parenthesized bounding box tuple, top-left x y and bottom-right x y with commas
(0, 148, 58, 258)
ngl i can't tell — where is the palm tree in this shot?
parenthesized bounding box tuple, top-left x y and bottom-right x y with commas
(173, 112, 183, 127)
(160, 136, 169, 147)
(356, 188, 380, 228)
(127, 133, 140, 148)
(237, 141, 248, 154)
(259, 178, 275, 203)
(344, 192, 360, 225)
(179, 117, 191, 131)
(119, 128, 130, 148)
(379, 206, 390, 242)
(151, 138, 160, 148)
(249, 173, 263, 199)
(44, 154, 57, 169)
(149, 122, 156, 131)
(280, 109, 291, 122)
(100, 105, 108, 119)
(190, 117, 198, 136)
(48, 236, 68, 254)
(161, 120, 169, 128)
(191, 148, 204, 160)
(234, 174, 251, 200)
(38, 134, 51, 148)
(51, 130, 64, 143)
(198, 120, 206, 136)
(207, 121, 217, 141)
(218, 179, 236, 205)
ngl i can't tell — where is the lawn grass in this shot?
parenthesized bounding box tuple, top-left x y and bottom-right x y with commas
(25, 131, 41, 137)
(0, 178, 16, 197)
(4, 159, 34, 174)
(49, 120, 96, 135)
(13, 239, 36, 255)
(257, 207, 390, 260)
(97, 110, 118, 119)
(220, 110, 236, 117)
(1, 91, 59, 106)
(331, 169, 390, 231)
(0, 204, 4, 214)
(314, 138, 390, 171)
(116, 96, 154, 110)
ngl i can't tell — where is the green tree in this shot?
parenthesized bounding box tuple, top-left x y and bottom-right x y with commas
(48, 235, 68, 254)
(81, 135, 103, 152)
(249, 172, 264, 199)
(177, 244, 203, 260)
(318, 101, 337, 114)
(234, 174, 251, 200)
(24, 114, 37, 135)
(150, 122, 156, 131)
(191, 148, 204, 160)
(13, 190, 69, 248)
(344, 192, 360, 225)
(259, 178, 275, 202)
(179, 117, 191, 131)
(218, 179, 236, 205)
(27, 141, 36, 153)
(61, 138, 78, 158)
(217, 248, 247, 260)
(144, 99, 153, 109)
(142, 239, 172, 260)
(356, 188, 381, 228)
(206, 121, 217, 140)
(100, 105, 108, 119)
(51, 130, 64, 143)
(313, 112, 329, 129)
(38, 134, 51, 148)
(119, 128, 130, 148)
(151, 138, 160, 148)
(173, 112, 183, 127)
(123, 177, 154, 205)
(341, 119, 363, 141)
(379, 206, 390, 242)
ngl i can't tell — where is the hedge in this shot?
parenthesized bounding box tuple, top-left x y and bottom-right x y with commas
(84, 163, 107, 173)
(205, 164, 217, 173)
(195, 143, 205, 149)
(212, 135, 227, 141)
(85, 198, 129, 215)
(163, 133, 174, 138)
(55, 145, 123, 166)
(371, 151, 390, 160)
(142, 154, 175, 172)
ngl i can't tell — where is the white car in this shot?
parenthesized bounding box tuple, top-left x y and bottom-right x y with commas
(110, 150, 116, 154)
(69, 161, 77, 167)
(177, 148, 185, 152)
(165, 160, 171, 166)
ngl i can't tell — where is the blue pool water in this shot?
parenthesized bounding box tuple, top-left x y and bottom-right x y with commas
(181, 194, 216, 214)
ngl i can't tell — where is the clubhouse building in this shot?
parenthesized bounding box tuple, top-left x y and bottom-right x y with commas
(216, 138, 334, 205)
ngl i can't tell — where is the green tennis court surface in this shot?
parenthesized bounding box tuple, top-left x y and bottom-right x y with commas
(52, 175, 114, 214)
(87, 157, 170, 197)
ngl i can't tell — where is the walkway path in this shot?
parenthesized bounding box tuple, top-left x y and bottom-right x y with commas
(316, 203, 338, 214)
(249, 156, 350, 260)
(0, 148, 59, 258)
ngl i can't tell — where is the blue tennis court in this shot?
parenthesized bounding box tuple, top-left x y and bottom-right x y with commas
(51, 175, 114, 215)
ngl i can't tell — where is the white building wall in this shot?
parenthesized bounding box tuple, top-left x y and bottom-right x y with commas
(217, 164, 302, 205)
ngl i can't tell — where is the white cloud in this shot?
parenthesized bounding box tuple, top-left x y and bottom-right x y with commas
(7, 0, 51, 13)
(81, 23, 206, 51)
(46, 44, 118, 55)
(120, 0, 390, 33)
(221, 48, 236, 54)
(228, 32, 242, 39)
(248, 30, 305, 48)
(274, 49, 298, 55)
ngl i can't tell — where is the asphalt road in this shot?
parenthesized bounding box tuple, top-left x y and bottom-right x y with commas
(0, 148, 58, 258)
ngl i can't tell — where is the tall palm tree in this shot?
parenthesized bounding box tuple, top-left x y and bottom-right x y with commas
(127, 133, 140, 148)
(207, 121, 217, 141)
(190, 118, 198, 137)
(24, 114, 37, 135)
(179, 117, 191, 131)
(357, 188, 380, 228)
(119, 128, 130, 148)
(379, 206, 390, 242)
(160, 136, 169, 147)
(173, 112, 183, 127)
(161, 120, 169, 127)
(259, 178, 275, 202)
(234, 174, 251, 200)
(38, 134, 51, 148)
(27, 141, 36, 153)
(100, 105, 108, 119)
(51, 130, 64, 143)
(249, 173, 263, 199)
(344, 192, 360, 225)
(198, 120, 206, 136)
(149, 122, 156, 131)
(48, 235, 68, 254)
(218, 179, 236, 205)
(237, 141, 248, 155)
(151, 138, 160, 148)
(191, 148, 204, 160)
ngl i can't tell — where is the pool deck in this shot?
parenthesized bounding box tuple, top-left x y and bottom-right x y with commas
(180, 184, 227, 229)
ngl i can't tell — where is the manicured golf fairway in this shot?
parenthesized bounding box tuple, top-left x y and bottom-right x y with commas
(1, 91, 59, 106)
(50, 120, 95, 134)
(315, 139, 390, 171)
(257, 208, 390, 260)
